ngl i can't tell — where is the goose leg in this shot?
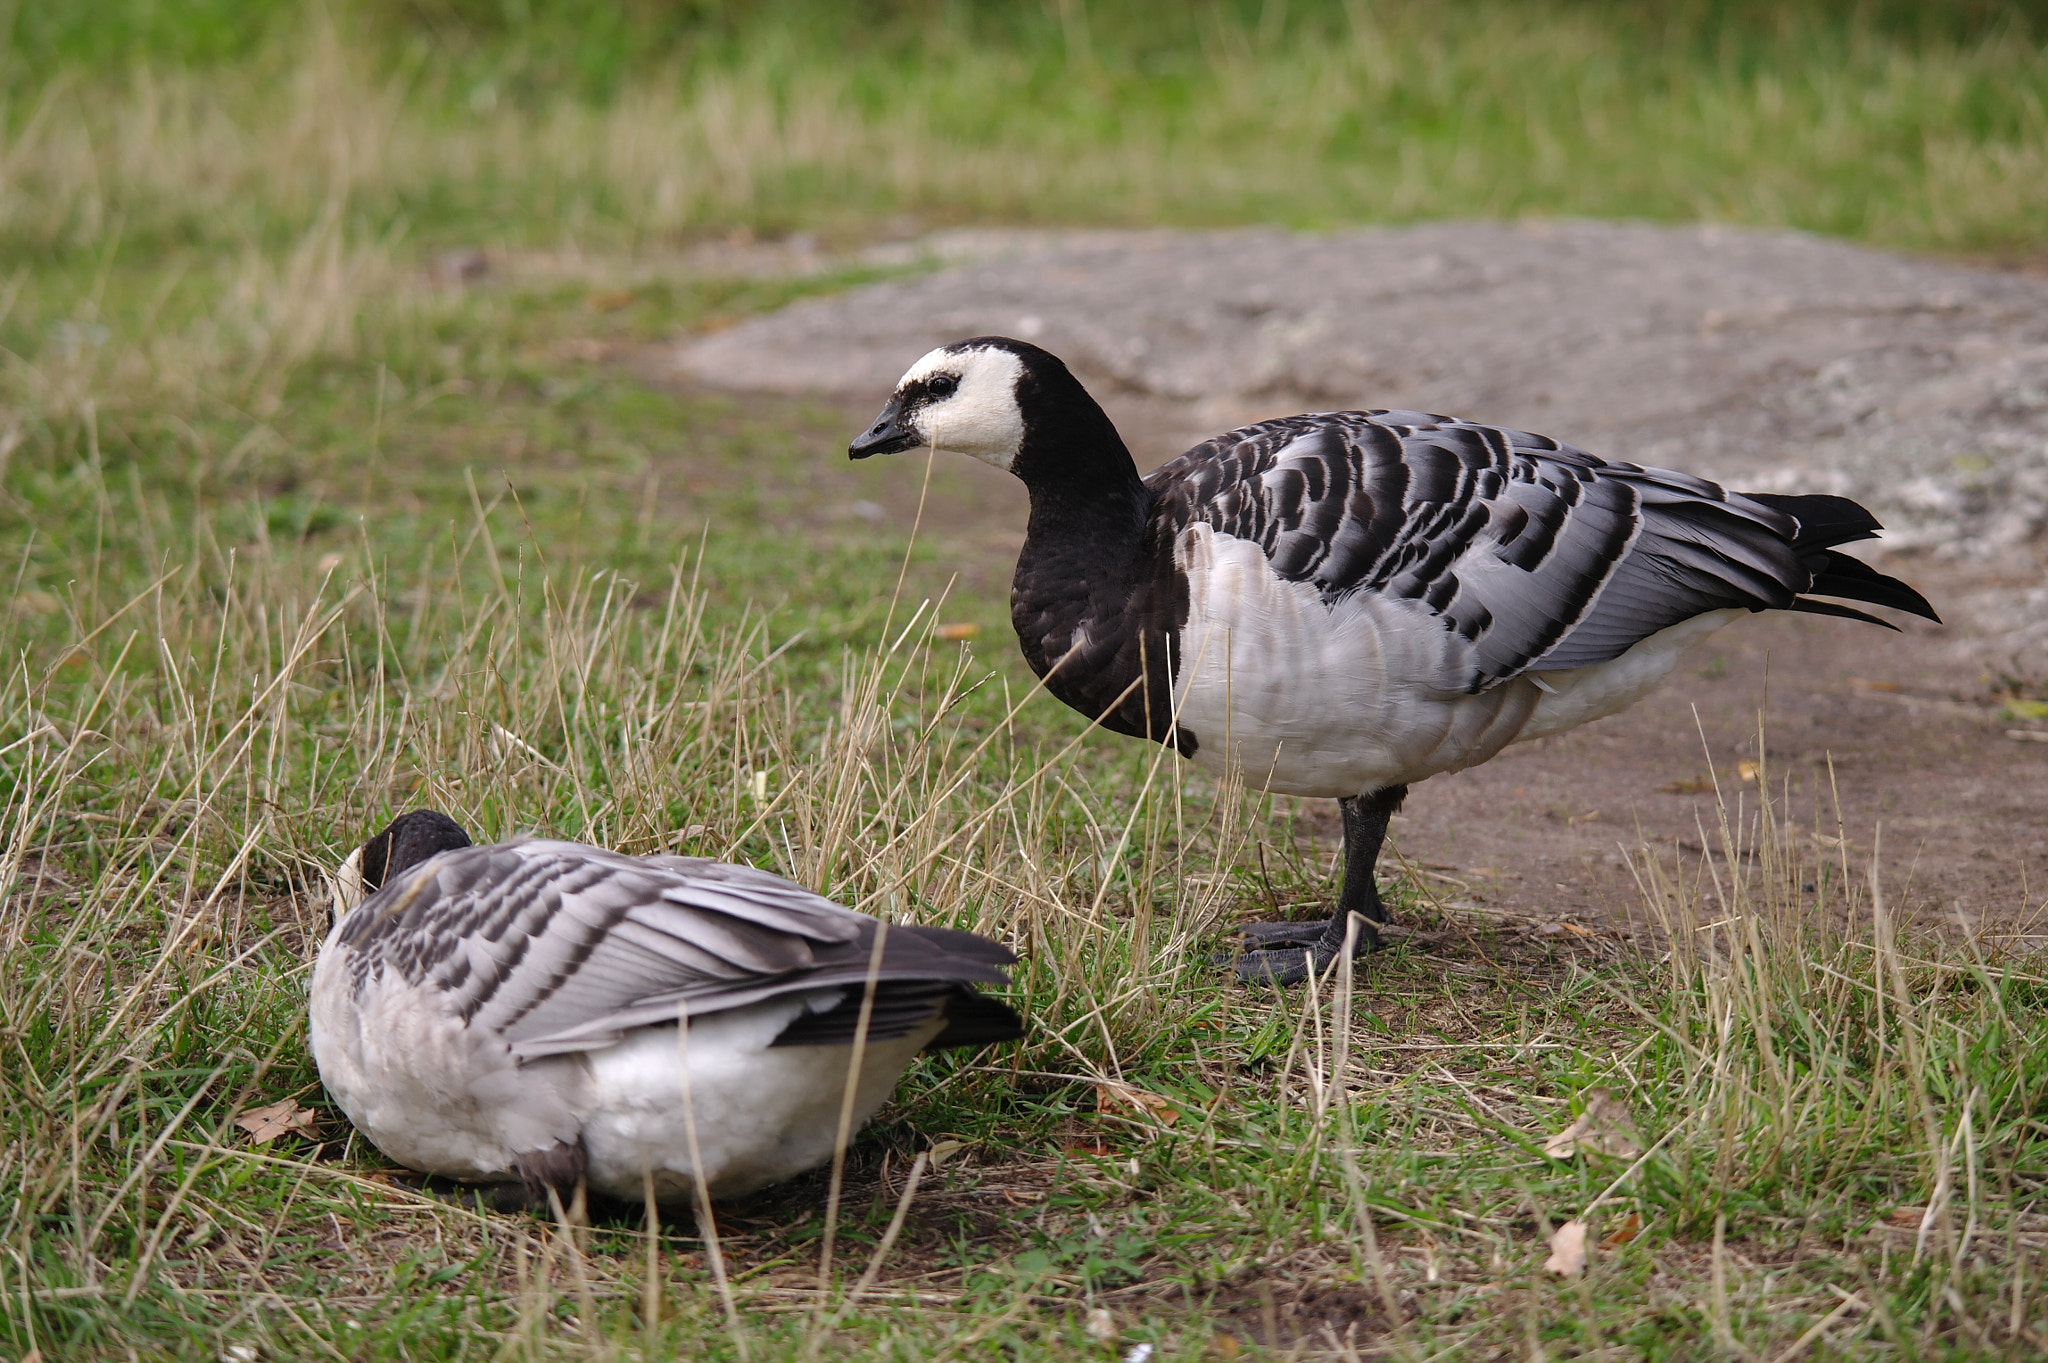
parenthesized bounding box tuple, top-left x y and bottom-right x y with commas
(1232, 786, 1407, 985)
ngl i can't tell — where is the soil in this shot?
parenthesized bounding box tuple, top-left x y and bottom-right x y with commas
(650, 223, 2048, 931)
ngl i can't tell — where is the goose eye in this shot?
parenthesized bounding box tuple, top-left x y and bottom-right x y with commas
(926, 374, 958, 398)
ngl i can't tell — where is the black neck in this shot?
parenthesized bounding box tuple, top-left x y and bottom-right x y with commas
(1022, 468, 1150, 563)
(362, 809, 473, 892)
(1010, 360, 1151, 561)
(1004, 366, 1189, 751)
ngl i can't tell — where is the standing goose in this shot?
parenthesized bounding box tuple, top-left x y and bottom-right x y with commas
(312, 810, 1022, 1205)
(848, 337, 1938, 984)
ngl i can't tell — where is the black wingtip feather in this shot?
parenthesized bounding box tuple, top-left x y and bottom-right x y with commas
(1742, 491, 1884, 550)
(766, 919, 1025, 1050)
(769, 981, 1024, 1049)
(927, 989, 1027, 1049)
(899, 923, 1020, 967)
(1743, 491, 1943, 626)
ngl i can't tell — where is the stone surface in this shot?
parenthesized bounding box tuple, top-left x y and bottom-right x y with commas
(676, 222, 2048, 572)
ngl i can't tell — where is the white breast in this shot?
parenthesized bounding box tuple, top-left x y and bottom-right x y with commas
(310, 949, 572, 1181)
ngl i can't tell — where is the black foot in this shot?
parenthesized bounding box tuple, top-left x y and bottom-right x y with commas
(1220, 784, 1406, 987)
(1222, 917, 1383, 985)
(1202, 921, 1334, 971)
(1233, 946, 1322, 985)
(1236, 920, 1333, 947)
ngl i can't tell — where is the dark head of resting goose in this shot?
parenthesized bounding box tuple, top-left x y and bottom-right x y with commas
(851, 337, 1940, 985)
(311, 810, 1023, 1206)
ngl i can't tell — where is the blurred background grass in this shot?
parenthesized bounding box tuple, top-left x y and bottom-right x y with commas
(4, 0, 2047, 265)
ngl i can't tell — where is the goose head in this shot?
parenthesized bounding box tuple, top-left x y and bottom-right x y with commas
(848, 337, 1038, 471)
(328, 809, 474, 922)
(852, 335, 1140, 503)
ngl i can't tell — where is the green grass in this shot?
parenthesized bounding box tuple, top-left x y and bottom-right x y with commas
(3, 3, 2048, 1357)
(4, 235, 2047, 1358)
(3, 0, 2048, 264)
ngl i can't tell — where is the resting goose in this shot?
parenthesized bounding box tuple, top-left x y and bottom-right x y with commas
(848, 337, 1939, 984)
(311, 810, 1022, 1205)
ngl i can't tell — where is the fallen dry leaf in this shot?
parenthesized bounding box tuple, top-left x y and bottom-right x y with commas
(1211, 1333, 1243, 1359)
(933, 622, 981, 641)
(1095, 1081, 1178, 1126)
(1543, 1089, 1644, 1160)
(1850, 678, 1905, 694)
(1736, 759, 1760, 782)
(1085, 1307, 1118, 1344)
(928, 1138, 968, 1168)
(1531, 920, 1596, 938)
(235, 1099, 319, 1144)
(1657, 777, 1715, 794)
(1886, 1206, 1927, 1228)
(1544, 1220, 1588, 1276)
(1600, 1212, 1643, 1248)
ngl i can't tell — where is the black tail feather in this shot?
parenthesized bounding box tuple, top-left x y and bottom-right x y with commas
(1741, 490, 1941, 626)
(1805, 549, 1942, 622)
(1789, 598, 1899, 630)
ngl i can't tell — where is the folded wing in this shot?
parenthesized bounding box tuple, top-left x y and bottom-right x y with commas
(1151, 411, 1936, 692)
(332, 841, 1021, 1059)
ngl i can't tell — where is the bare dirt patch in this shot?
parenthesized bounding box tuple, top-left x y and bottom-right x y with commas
(650, 223, 2048, 931)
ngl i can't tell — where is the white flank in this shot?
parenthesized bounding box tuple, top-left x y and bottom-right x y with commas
(897, 345, 1026, 471)
(309, 947, 579, 1180)
(310, 941, 942, 1202)
(1170, 525, 1540, 796)
(1519, 609, 1743, 739)
(1169, 524, 1740, 797)
(582, 1008, 938, 1201)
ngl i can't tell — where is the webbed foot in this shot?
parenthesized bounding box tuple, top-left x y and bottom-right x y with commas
(1235, 920, 1333, 947)
(1222, 917, 1382, 985)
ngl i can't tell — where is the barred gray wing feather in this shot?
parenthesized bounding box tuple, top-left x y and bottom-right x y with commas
(333, 841, 1015, 1059)
(1149, 411, 1816, 690)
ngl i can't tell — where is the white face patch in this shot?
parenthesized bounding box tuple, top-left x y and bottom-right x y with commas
(894, 346, 1026, 472)
(329, 845, 367, 920)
